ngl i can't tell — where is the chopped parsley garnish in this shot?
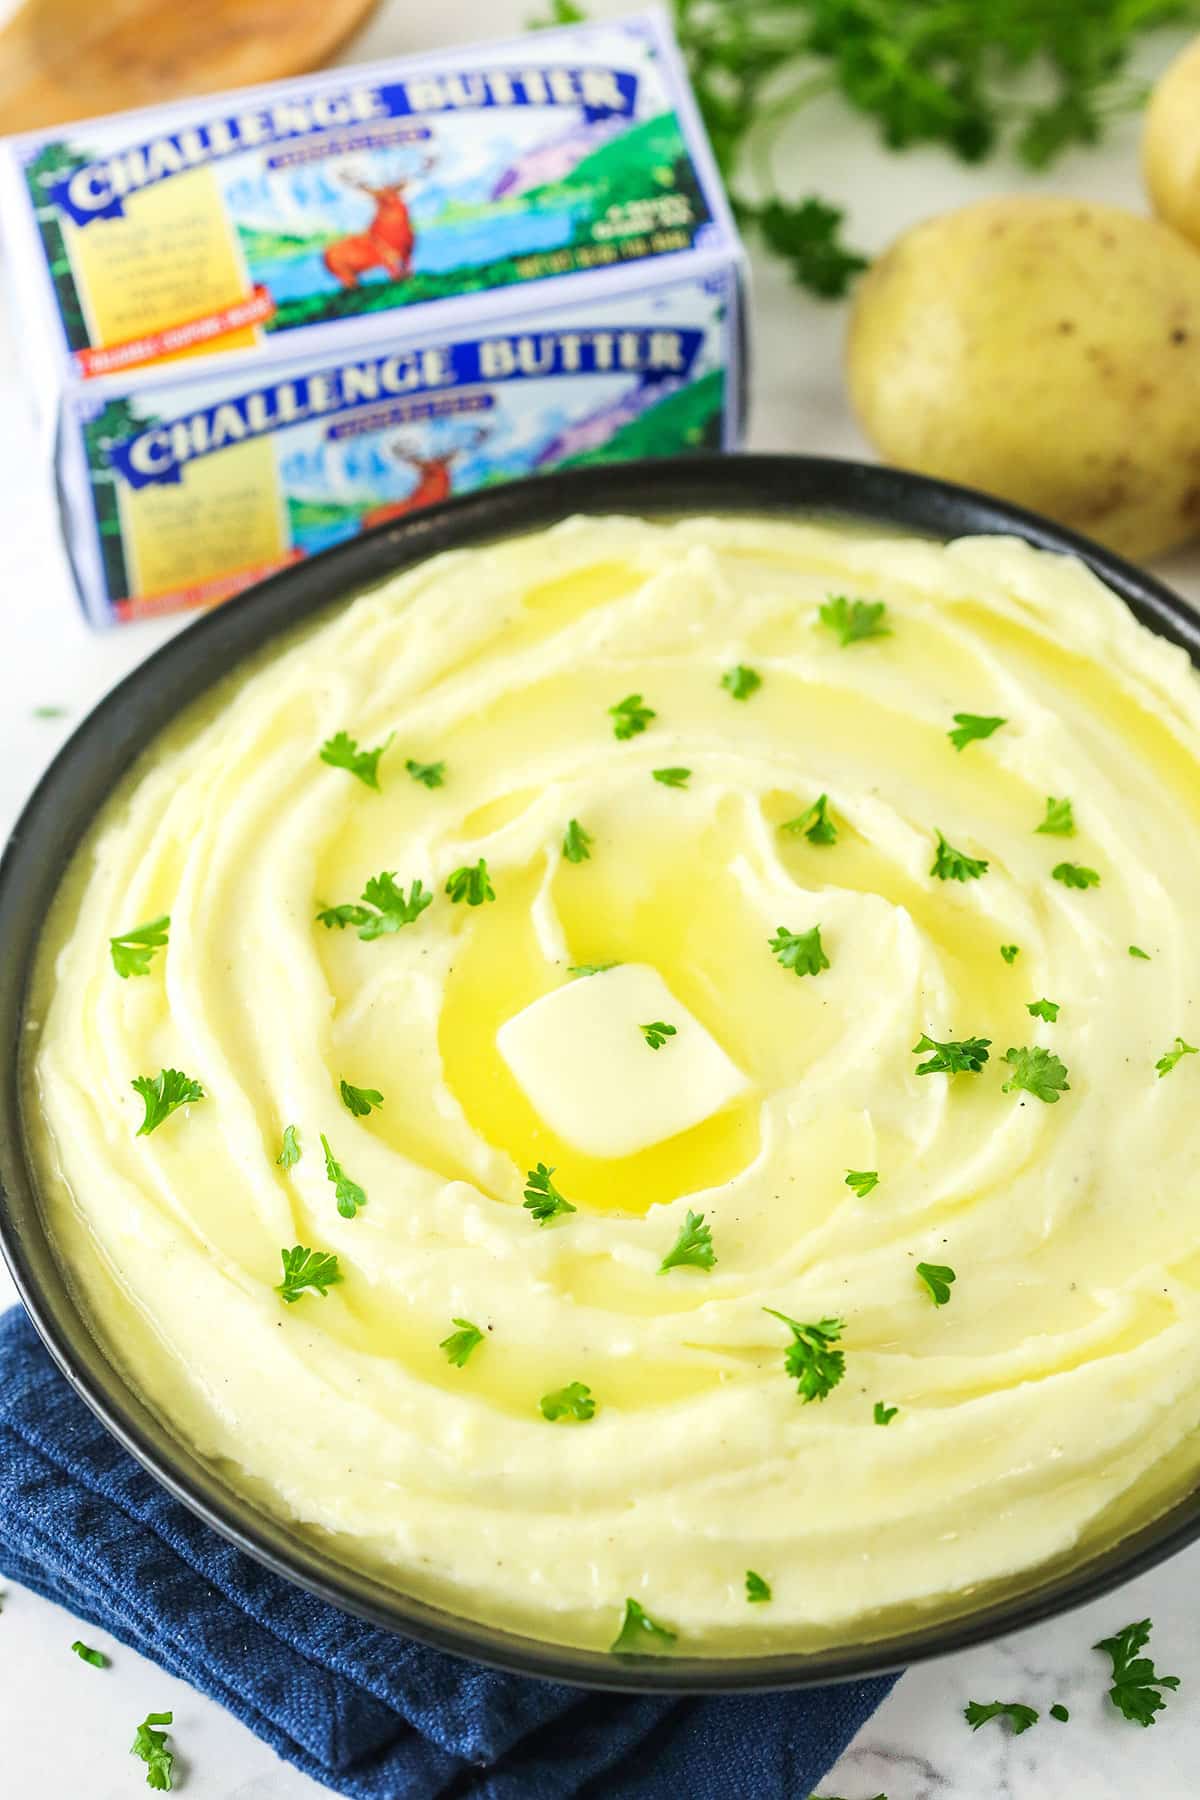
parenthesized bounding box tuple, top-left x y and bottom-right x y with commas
(652, 766, 691, 788)
(1129, 944, 1152, 960)
(608, 693, 656, 739)
(440, 1318, 484, 1367)
(721, 663, 762, 701)
(640, 1019, 677, 1050)
(131, 1068, 204, 1136)
(562, 818, 593, 863)
(71, 1640, 108, 1668)
(276, 1124, 301, 1169)
(339, 1079, 383, 1117)
(320, 1134, 367, 1217)
(659, 1209, 716, 1273)
(568, 961, 619, 978)
(33, 704, 67, 718)
(131, 1711, 175, 1790)
(913, 1033, 991, 1076)
(781, 793, 838, 845)
(874, 1401, 898, 1425)
(109, 915, 169, 979)
(948, 712, 1006, 751)
(931, 830, 988, 882)
(1050, 1704, 1070, 1722)
(405, 757, 445, 788)
(916, 1262, 956, 1306)
(769, 923, 830, 978)
(319, 728, 392, 790)
(1052, 861, 1100, 889)
(1000, 944, 1020, 963)
(445, 859, 495, 906)
(1036, 795, 1075, 836)
(277, 1245, 341, 1304)
(845, 1169, 879, 1198)
(1026, 998, 1060, 1022)
(1003, 1045, 1070, 1103)
(964, 1700, 1039, 1734)
(745, 1570, 772, 1602)
(540, 1380, 595, 1422)
(316, 871, 432, 939)
(523, 1162, 577, 1224)
(1094, 1619, 1179, 1726)
(762, 1309, 845, 1402)
(610, 1598, 676, 1656)
(818, 594, 890, 646)
(1155, 1036, 1197, 1078)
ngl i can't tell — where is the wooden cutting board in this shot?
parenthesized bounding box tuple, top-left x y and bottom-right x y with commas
(0, 0, 381, 133)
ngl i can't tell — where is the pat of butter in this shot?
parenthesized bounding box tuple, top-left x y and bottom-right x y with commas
(497, 964, 751, 1158)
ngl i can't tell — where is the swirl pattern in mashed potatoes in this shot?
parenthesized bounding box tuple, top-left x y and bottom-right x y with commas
(30, 515, 1200, 1654)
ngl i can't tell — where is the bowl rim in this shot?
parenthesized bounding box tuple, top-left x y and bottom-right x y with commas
(3, 452, 1200, 1693)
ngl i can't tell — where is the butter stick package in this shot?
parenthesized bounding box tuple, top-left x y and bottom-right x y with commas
(0, 12, 747, 624)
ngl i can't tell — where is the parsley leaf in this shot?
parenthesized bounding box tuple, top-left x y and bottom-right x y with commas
(1155, 1036, 1198, 1078)
(948, 712, 1006, 751)
(131, 1711, 175, 1790)
(874, 1401, 898, 1425)
(1129, 944, 1152, 960)
(320, 1133, 367, 1217)
(1036, 795, 1076, 836)
(1003, 1045, 1071, 1103)
(743, 195, 869, 298)
(340, 1079, 383, 1117)
(609, 693, 655, 740)
(745, 1570, 772, 1603)
(1026, 998, 1060, 1022)
(769, 923, 830, 977)
(277, 1124, 301, 1169)
(1094, 1619, 1180, 1726)
(445, 859, 495, 906)
(1000, 944, 1020, 963)
(319, 728, 392, 790)
(316, 872, 432, 939)
(964, 1700, 1039, 1735)
(721, 663, 762, 700)
(131, 1068, 204, 1136)
(652, 766, 691, 788)
(440, 1318, 484, 1367)
(610, 1597, 677, 1655)
(277, 1244, 342, 1303)
(109, 915, 169, 979)
(818, 593, 890, 645)
(659, 1209, 716, 1273)
(916, 1261, 956, 1306)
(405, 757, 445, 788)
(529, 0, 585, 24)
(762, 1309, 846, 1402)
(562, 818, 593, 863)
(931, 829, 988, 881)
(523, 1162, 577, 1224)
(781, 793, 838, 845)
(540, 1380, 596, 1421)
(71, 1640, 108, 1668)
(640, 1019, 677, 1050)
(1050, 1704, 1070, 1722)
(845, 1169, 879, 1198)
(913, 1033, 991, 1076)
(1052, 861, 1100, 889)
(568, 961, 619, 978)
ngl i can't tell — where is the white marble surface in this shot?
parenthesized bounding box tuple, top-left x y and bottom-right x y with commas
(2, 3, 1200, 1795)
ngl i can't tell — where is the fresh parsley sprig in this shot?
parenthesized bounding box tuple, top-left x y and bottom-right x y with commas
(874, 1401, 898, 1425)
(130, 1711, 175, 1790)
(608, 693, 655, 739)
(781, 793, 838, 845)
(913, 1033, 991, 1076)
(319, 729, 393, 790)
(316, 872, 432, 939)
(659, 1209, 716, 1272)
(818, 594, 889, 645)
(1003, 1045, 1070, 1102)
(931, 830, 988, 882)
(1036, 796, 1075, 836)
(769, 923, 830, 977)
(277, 1124, 301, 1169)
(1026, 998, 1060, 1023)
(721, 663, 762, 700)
(440, 1319, 484, 1367)
(1094, 1619, 1179, 1726)
(640, 1019, 677, 1050)
(1156, 1036, 1197, 1077)
(320, 1134, 367, 1217)
(610, 1597, 676, 1655)
(405, 757, 445, 789)
(948, 712, 1006, 751)
(562, 818, 593, 863)
(109, 915, 169, 978)
(1052, 861, 1100, 890)
(845, 1169, 878, 1197)
(916, 1261, 956, 1306)
(745, 1570, 772, 1602)
(964, 1700, 1039, 1734)
(652, 766, 691, 788)
(540, 1380, 596, 1421)
(445, 859, 495, 906)
(523, 1162, 577, 1224)
(763, 1309, 845, 1402)
(277, 1244, 342, 1303)
(131, 1068, 204, 1136)
(340, 1079, 384, 1117)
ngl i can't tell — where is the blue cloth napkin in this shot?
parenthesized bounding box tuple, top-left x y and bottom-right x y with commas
(0, 1306, 896, 1797)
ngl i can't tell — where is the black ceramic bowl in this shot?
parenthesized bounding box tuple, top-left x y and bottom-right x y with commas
(3, 455, 1200, 1692)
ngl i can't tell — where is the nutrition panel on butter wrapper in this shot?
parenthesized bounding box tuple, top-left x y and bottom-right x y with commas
(0, 11, 745, 625)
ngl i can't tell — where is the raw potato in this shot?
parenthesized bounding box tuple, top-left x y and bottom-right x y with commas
(1144, 36, 1200, 248)
(846, 196, 1200, 561)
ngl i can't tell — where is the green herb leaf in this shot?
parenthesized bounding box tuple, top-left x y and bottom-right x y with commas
(743, 195, 869, 298)
(440, 1318, 484, 1367)
(567, 961, 619, 978)
(781, 793, 838, 845)
(964, 1700, 1039, 1734)
(762, 1309, 846, 1402)
(1050, 1703, 1070, 1722)
(71, 1640, 108, 1668)
(445, 859, 495, 906)
(1000, 944, 1020, 964)
(319, 728, 393, 790)
(277, 1124, 301, 1169)
(874, 1401, 898, 1425)
(33, 704, 67, 718)
(916, 1262, 956, 1306)
(540, 1380, 596, 1422)
(948, 712, 1006, 751)
(277, 1244, 342, 1304)
(659, 1209, 716, 1273)
(769, 923, 830, 978)
(1026, 998, 1060, 1022)
(109, 915, 169, 979)
(931, 830, 988, 882)
(523, 1162, 577, 1224)
(131, 1711, 175, 1790)
(131, 1068, 204, 1136)
(610, 1597, 677, 1655)
(316, 872, 432, 939)
(405, 757, 445, 788)
(608, 692, 656, 740)
(562, 818, 593, 863)
(912, 1033, 991, 1076)
(1036, 795, 1075, 836)
(845, 1169, 878, 1198)
(1094, 1619, 1179, 1726)
(745, 1570, 772, 1603)
(1052, 861, 1100, 890)
(529, 0, 586, 26)
(721, 663, 762, 701)
(1155, 1036, 1198, 1078)
(1003, 1045, 1071, 1103)
(652, 766, 691, 788)
(339, 1079, 383, 1117)
(1129, 944, 1152, 960)
(818, 593, 890, 645)
(320, 1133, 367, 1217)
(640, 1019, 677, 1050)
